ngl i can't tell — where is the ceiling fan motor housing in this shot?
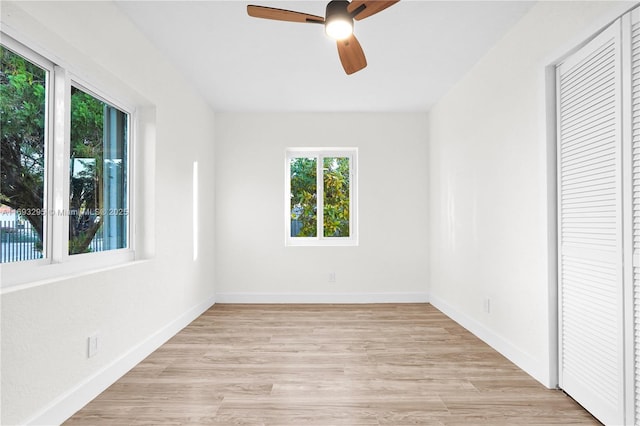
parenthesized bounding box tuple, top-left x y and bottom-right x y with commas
(326, 0, 353, 26)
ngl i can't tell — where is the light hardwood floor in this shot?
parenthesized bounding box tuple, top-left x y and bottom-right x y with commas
(65, 304, 599, 425)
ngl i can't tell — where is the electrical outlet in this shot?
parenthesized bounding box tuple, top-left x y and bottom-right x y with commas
(88, 333, 99, 358)
(328, 272, 336, 283)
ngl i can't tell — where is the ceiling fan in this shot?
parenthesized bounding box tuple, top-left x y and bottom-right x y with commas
(247, 1, 399, 75)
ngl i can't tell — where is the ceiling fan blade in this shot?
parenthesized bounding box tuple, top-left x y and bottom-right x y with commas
(247, 5, 325, 24)
(337, 34, 367, 75)
(347, 0, 399, 21)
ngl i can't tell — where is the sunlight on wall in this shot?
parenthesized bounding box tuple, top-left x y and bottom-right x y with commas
(193, 160, 199, 261)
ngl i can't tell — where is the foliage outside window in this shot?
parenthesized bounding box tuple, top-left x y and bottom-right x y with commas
(0, 41, 130, 265)
(287, 149, 357, 246)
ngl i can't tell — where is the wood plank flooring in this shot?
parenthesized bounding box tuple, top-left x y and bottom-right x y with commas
(65, 304, 599, 425)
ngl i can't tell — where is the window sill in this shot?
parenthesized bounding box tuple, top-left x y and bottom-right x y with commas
(0, 252, 146, 294)
(286, 238, 359, 247)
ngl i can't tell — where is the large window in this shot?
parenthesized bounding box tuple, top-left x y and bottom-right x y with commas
(286, 148, 357, 246)
(0, 36, 132, 276)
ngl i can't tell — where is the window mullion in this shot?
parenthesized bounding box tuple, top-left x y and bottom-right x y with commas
(317, 155, 324, 240)
(349, 154, 354, 238)
(285, 154, 292, 242)
(51, 66, 71, 263)
(42, 63, 54, 261)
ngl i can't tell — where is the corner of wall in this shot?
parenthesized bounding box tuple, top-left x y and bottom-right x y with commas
(429, 294, 554, 388)
(24, 297, 215, 426)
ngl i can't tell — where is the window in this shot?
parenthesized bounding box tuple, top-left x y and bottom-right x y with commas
(0, 35, 133, 281)
(286, 148, 357, 246)
(0, 41, 51, 263)
(1, 42, 49, 263)
(69, 86, 128, 255)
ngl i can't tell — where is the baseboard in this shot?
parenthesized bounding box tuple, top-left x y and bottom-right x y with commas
(25, 296, 216, 426)
(215, 292, 429, 304)
(429, 294, 551, 388)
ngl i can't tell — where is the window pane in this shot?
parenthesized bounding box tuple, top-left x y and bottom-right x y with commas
(69, 87, 128, 255)
(323, 157, 349, 237)
(0, 46, 47, 263)
(290, 157, 317, 237)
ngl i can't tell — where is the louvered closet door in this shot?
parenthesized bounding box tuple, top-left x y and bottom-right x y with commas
(557, 20, 625, 426)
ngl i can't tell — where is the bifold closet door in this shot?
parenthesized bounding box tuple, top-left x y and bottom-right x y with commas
(557, 19, 625, 426)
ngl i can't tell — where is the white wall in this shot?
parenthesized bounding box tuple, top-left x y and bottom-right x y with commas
(3, 1, 633, 423)
(428, 0, 635, 387)
(215, 113, 429, 303)
(0, 2, 216, 424)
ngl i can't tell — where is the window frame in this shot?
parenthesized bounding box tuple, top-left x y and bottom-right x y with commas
(1, 34, 136, 288)
(1, 34, 54, 267)
(66, 78, 133, 259)
(285, 147, 358, 247)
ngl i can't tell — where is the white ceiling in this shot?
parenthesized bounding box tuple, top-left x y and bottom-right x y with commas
(115, 0, 535, 112)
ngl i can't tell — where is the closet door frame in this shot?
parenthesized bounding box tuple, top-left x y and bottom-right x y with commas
(548, 4, 640, 425)
(623, 9, 638, 426)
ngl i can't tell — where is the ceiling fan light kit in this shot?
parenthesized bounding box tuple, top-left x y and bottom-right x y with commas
(325, 0, 353, 40)
(247, 0, 399, 75)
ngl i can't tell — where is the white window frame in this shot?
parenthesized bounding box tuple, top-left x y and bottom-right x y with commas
(63, 77, 134, 263)
(1, 34, 136, 289)
(285, 147, 358, 247)
(0, 34, 54, 269)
